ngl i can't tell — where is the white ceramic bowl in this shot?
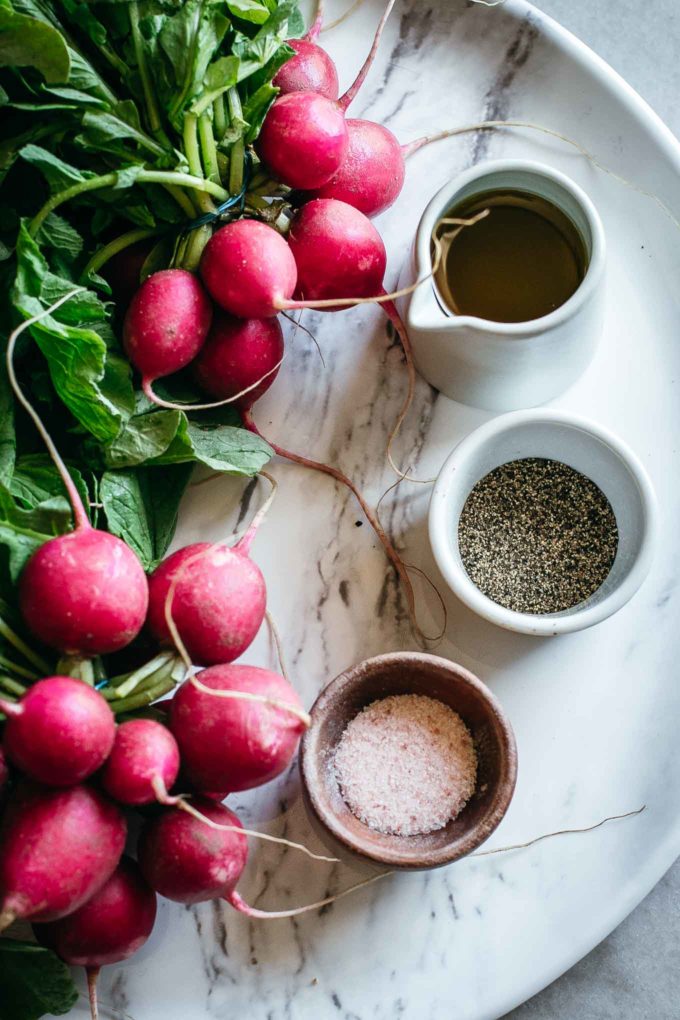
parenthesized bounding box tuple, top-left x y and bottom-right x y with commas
(429, 410, 657, 635)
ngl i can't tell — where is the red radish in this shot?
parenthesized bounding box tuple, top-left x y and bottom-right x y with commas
(101, 719, 180, 806)
(123, 269, 212, 400)
(256, 92, 349, 190)
(0, 747, 8, 797)
(193, 314, 284, 407)
(288, 198, 387, 304)
(8, 293, 150, 658)
(35, 857, 157, 1020)
(258, 0, 396, 189)
(138, 798, 376, 919)
(146, 540, 266, 666)
(138, 798, 247, 904)
(200, 220, 297, 319)
(0, 783, 126, 930)
(309, 119, 406, 217)
(19, 528, 149, 656)
(273, 39, 339, 99)
(0, 677, 115, 787)
(170, 665, 307, 792)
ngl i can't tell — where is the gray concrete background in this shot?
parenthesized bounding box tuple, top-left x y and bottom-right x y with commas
(505, 6, 679, 1017)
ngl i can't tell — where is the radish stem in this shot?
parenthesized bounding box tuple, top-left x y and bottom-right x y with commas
(29, 172, 229, 236)
(0, 676, 26, 698)
(0, 617, 50, 674)
(142, 353, 284, 410)
(0, 655, 38, 682)
(81, 228, 160, 281)
(337, 0, 395, 111)
(189, 674, 311, 728)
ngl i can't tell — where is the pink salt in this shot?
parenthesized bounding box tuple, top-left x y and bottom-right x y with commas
(334, 694, 477, 837)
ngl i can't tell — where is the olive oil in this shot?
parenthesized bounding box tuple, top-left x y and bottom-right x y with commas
(435, 189, 588, 323)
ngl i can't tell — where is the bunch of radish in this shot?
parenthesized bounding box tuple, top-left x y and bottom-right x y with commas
(119, 0, 446, 637)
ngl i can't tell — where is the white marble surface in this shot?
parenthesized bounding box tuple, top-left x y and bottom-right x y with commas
(78, 3, 680, 1019)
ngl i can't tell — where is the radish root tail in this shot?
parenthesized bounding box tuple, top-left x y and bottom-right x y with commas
(338, 0, 395, 111)
(0, 909, 16, 933)
(141, 354, 284, 411)
(158, 787, 340, 863)
(225, 872, 388, 919)
(86, 966, 100, 1020)
(188, 673, 311, 728)
(7, 288, 91, 530)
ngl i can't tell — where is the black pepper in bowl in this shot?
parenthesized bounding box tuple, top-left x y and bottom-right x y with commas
(457, 458, 618, 614)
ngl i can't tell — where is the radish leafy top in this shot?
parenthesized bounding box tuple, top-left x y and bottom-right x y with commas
(0, 0, 303, 579)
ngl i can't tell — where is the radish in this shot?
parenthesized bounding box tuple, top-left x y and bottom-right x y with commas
(19, 527, 149, 657)
(101, 719, 180, 806)
(288, 198, 386, 304)
(146, 541, 266, 667)
(35, 857, 157, 1020)
(193, 314, 284, 407)
(123, 269, 213, 401)
(0, 747, 8, 798)
(309, 119, 406, 217)
(256, 92, 349, 190)
(0, 677, 115, 787)
(272, 39, 339, 100)
(138, 798, 377, 918)
(169, 665, 308, 792)
(9, 292, 150, 658)
(0, 782, 126, 929)
(273, 0, 339, 98)
(257, 0, 396, 190)
(200, 219, 297, 319)
(138, 799, 247, 905)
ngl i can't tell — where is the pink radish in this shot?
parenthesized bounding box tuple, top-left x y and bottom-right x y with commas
(170, 665, 307, 792)
(19, 527, 149, 656)
(0, 782, 126, 929)
(309, 119, 406, 217)
(138, 799, 247, 904)
(138, 798, 376, 919)
(273, 0, 339, 98)
(273, 39, 339, 99)
(123, 269, 213, 400)
(256, 92, 349, 190)
(35, 857, 157, 1020)
(193, 314, 284, 407)
(0, 747, 8, 798)
(9, 292, 149, 658)
(288, 198, 386, 304)
(101, 719, 180, 806)
(0, 677, 115, 787)
(200, 219, 297, 319)
(146, 540, 266, 667)
(257, 0, 396, 189)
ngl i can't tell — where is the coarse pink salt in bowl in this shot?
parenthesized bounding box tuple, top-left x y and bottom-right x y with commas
(299, 652, 518, 871)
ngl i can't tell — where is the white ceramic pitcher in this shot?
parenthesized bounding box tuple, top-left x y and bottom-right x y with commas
(398, 160, 606, 411)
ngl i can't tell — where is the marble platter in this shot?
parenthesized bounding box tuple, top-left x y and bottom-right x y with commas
(80, 2, 680, 1018)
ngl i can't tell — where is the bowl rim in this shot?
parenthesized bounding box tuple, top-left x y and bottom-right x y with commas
(428, 409, 658, 636)
(299, 651, 518, 870)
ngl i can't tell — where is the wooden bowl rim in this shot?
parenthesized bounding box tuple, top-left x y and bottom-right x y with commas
(300, 652, 518, 870)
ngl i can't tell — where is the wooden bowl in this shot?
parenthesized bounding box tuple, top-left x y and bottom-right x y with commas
(299, 652, 518, 871)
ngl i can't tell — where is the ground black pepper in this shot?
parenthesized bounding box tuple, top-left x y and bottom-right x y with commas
(458, 458, 619, 614)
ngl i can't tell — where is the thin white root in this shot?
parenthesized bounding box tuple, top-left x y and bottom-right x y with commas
(265, 610, 290, 683)
(471, 806, 646, 858)
(321, 0, 366, 33)
(189, 673, 311, 728)
(226, 872, 389, 918)
(144, 353, 285, 410)
(7, 287, 91, 530)
(167, 792, 340, 863)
